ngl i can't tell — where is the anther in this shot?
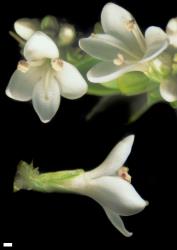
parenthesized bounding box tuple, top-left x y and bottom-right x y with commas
(126, 19, 136, 31)
(118, 166, 132, 183)
(17, 60, 30, 73)
(51, 58, 64, 71)
(113, 54, 125, 66)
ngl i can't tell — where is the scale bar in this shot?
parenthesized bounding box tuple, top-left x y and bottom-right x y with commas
(3, 243, 13, 247)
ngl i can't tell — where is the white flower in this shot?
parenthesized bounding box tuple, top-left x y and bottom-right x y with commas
(14, 18, 40, 40)
(71, 135, 148, 237)
(14, 135, 148, 236)
(6, 31, 88, 123)
(166, 17, 177, 48)
(79, 3, 169, 83)
(160, 76, 177, 102)
(157, 19, 177, 102)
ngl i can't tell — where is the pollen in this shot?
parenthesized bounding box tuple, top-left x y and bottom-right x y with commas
(113, 54, 125, 66)
(126, 19, 136, 31)
(17, 60, 30, 73)
(51, 58, 64, 71)
(118, 166, 132, 183)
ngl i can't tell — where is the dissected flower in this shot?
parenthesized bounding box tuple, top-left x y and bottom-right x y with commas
(79, 3, 169, 83)
(6, 31, 88, 123)
(14, 135, 148, 236)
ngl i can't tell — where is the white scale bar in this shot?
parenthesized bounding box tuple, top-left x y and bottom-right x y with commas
(3, 243, 13, 247)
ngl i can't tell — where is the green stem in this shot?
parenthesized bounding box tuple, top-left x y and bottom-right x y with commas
(128, 91, 163, 123)
(9, 31, 25, 46)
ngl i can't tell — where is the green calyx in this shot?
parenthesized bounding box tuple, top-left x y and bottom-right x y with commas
(14, 161, 84, 193)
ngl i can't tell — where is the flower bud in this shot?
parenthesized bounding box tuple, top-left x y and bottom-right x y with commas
(58, 24, 76, 46)
(41, 15, 59, 33)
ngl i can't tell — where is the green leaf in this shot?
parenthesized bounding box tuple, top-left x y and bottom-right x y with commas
(101, 78, 121, 90)
(76, 56, 99, 74)
(88, 84, 120, 96)
(116, 72, 158, 96)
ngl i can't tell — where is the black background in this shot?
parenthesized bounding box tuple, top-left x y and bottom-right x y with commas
(1, 0, 177, 248)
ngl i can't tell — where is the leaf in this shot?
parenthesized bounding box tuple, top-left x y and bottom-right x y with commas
(101, 78, 121, 90)
(87, 84, 120, 96)
(116, 72, 158, 96)
(76, 56, 99, 75)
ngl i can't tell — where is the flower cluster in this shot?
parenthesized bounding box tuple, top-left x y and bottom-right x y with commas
(6, 3, 177, 123)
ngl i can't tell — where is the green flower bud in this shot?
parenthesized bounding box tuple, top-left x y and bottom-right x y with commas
(58, 24, 76, 46)
(93, 22, 103, 34)
(41, 15, 59, 33)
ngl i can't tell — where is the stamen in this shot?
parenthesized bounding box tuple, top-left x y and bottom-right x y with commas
(43, 70, 52, 101)
(118, 166, 131, 183)
(113, 54, 125, 66)
(126, 19, 136, 31)
(126, 19, 146, 53)
(17, 60, 29, 73)
(51, 58, 64, 71)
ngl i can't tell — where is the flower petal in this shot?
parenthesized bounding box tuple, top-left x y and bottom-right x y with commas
(87, 61, 144, 83)
(104, 207, 132, 237)
(142, 27, 169, 62)
(101, 3, 145, 57)
(160, 77, 177, 102)
(24, 31, 59, 61)
(85, 176, 147, 216)
(55, 61, 88, 100)
(6, 67, 42, 101)
(14, 18, 40, 40)
(79, 34, 137, 62)
(166, 17, 177, 34)
(32, 75, 60, 123)
(86, 135, 134, 178)
(166, 18, 177, 47)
